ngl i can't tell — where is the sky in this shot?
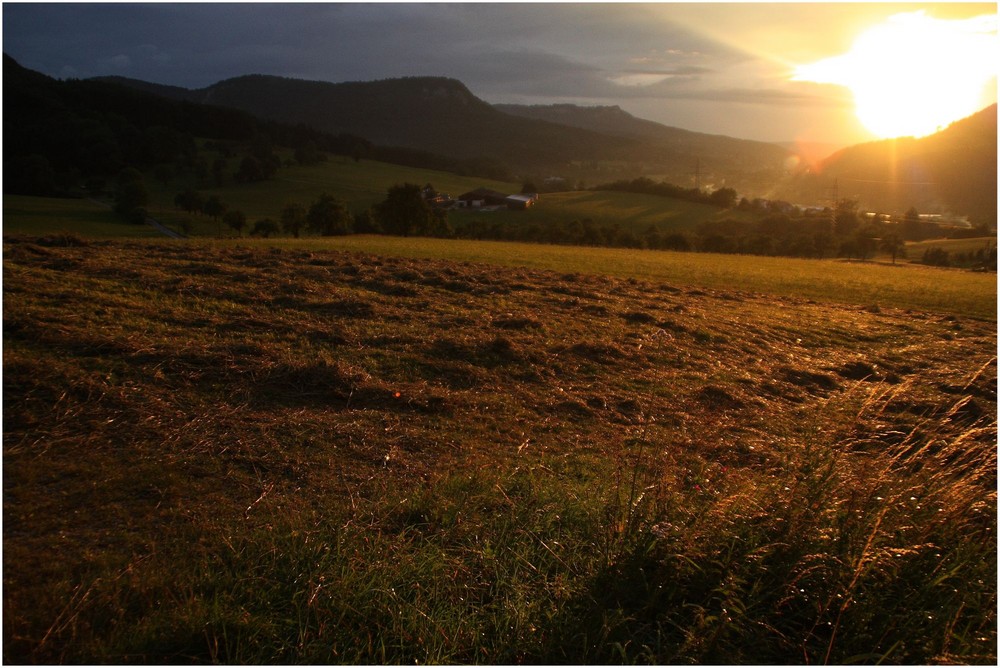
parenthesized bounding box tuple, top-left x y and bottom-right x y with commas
(2, 2, 997, 147)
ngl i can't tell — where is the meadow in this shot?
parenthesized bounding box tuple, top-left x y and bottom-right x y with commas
(3, 232, 996, 663)
(4, 194, 996, 320)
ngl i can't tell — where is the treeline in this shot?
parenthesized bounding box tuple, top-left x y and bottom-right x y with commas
(921, 246, 998, 270)
(169, 179, 995, 271)
(173, 183, 452, 240)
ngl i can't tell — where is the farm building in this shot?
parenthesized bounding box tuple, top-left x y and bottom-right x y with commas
(505, 193, 538, 210)
(456, 188, 510, 208)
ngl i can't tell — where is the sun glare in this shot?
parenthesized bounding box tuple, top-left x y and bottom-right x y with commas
(793, 11, 997, 139)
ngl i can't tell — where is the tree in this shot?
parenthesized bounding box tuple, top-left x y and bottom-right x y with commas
(153, 163, 174, 185)
(202, 194, 226, 221)
(6, 154, 56, 196)
(709, 186, 738, 209)
(663, 233, 691, 252)
(377, 183, 433, 237)
(879, 233, 906, 264)
(294, 140, 324, 166)
(280, 202, 306, 238)
(813, 231, 835, 259)
(234, 156, 264, 183)
(212, 158, 227, 186)
(223, 209, 247, 237)
(834, 199, 860, 237)
(174, 189, 204, 215)
(854, 230, 877, 260)
(252, 218, 280, 238)
(922, 247, 950, 267)
(353, 208, 381, 234)
(113, 167, 149, 219)
(307, 193, 351, 236)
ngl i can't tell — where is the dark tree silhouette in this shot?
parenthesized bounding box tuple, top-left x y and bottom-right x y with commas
(307, 193, 351, 236)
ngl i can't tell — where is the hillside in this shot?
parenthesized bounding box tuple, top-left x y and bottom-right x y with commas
(1, 55, 374, 196)
(94, 73, 791, 192)
(495, 102, 789, 178)
(774, 105, 998, 226)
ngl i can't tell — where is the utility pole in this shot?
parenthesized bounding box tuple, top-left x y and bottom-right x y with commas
(827, 178, 839, 233)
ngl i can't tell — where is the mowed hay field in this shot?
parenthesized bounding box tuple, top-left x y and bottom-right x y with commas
(3, 235, 997, 663)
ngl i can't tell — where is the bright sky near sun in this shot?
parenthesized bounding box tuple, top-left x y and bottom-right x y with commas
(2, 3, 997, 147)
(792, 10, 998, 139)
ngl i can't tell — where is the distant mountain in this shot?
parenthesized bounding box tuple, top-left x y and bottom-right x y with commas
(495, 102, 789, 172)
(1, 55, 374, 195)
(774, 105, 997, 226)
(95, 73, 791, 193)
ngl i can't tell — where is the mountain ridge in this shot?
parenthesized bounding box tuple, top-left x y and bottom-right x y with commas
(12, 56, 995, 221)
(91, 72, 792, 193)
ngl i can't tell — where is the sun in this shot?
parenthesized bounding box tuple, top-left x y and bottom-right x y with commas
(793, 11, 997, 139)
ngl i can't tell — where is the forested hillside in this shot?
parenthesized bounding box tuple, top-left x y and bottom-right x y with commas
(94, 72, 792, 192)
(1, 56, 508, 198)
(774, 105, 997, 227)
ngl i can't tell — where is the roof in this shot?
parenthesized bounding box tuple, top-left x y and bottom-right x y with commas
(505, 194, 536, 203)
(458, 188, 509, 201)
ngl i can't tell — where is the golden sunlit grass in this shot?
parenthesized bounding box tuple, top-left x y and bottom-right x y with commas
(3, 235, 995, 663)
(207, 235, 998, 320)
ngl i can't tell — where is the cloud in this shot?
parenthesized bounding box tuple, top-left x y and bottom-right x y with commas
(107, 54, 131, 70)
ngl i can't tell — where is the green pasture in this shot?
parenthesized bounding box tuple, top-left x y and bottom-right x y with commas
(145, 155, 518, 223)
(449, 190, 750, 233)
(139, 155, 743, 236)
(2, 195, 163, 238)
(907, 236, 997, 255)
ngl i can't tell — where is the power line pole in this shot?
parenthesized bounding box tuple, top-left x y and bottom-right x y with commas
(827, 178, 839, 233)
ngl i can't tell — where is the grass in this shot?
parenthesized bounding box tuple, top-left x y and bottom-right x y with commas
(3, 235, 996, 663)
(88, 155, 747, 237)
(449, 189, 751, 233)
(144, 154, 520, 226)
(907, 236, 997, 255)
(210, 235, 997, 320)
(7, 194, 993, 320)
(2, 195, 163, 238)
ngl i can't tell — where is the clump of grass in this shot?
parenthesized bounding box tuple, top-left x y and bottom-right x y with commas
(553, 385, 997, 664)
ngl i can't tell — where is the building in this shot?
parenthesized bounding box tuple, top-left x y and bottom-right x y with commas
(505, 193, 538, 210)
(456, 188, 510, 208)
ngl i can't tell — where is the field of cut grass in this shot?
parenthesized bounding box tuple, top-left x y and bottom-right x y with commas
(4, 193, 995, 319)
(215, 235, 997, 320)
(3, 235, 996, 663)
